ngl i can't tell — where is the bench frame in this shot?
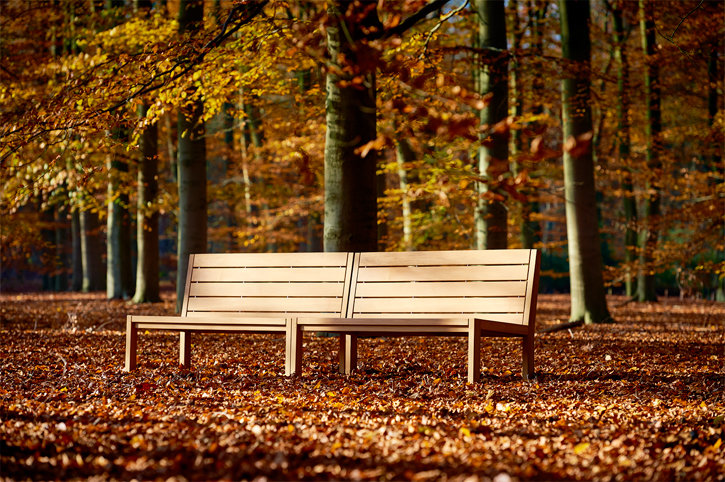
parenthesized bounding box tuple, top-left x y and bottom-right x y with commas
(124, 250, 540, 383)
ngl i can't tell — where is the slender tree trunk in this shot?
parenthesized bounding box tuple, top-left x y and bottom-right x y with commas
(133, 104, 160, 303)
(54, 206, 69, 291)
(323, 1, 379, 252)
(707, 36, 724, 301)
(80, 210, 105, 292)
(71, 210, 83, 291)
(396, 138, 415, 250)
(637, 0, 661, 302)
(474, 0, 509, 250)
(559, 0, 611, 324)
(611, 2, 637, 298)
(508, 0, 533, 249)
(176, 0, 207, 312)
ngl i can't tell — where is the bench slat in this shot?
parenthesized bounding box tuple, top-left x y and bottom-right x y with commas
(189, 282, 345, 297)
(352, 296, 525, 314)
(354, 280, 527, 297)
(192, 252, 349, 267)
(136, 323, 286, 332)
(298, 317, 469, 327)
(191, 267, 347, 282)
(129, 315, 287, 326)
(358, 249, 532, 266)
(187, 296, 344, 313)
(353, 312, 524, 323)
(356, 265, 529, 282)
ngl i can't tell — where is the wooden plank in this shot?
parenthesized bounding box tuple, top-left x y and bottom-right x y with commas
(355, 264, 529, 282)
(298, 317, 469, 327)
(192, 252, 349, 267)
(189, 282, 345, 297)
(299, 325, 469, 334)
(191, 267, 347, 282)
(352, 296, 525, 314)
(358, 249, 532, 267)
(186, 297, 344, 313)
(136, 323, 286, 332)
(354, 281, 527, 297)
(130, 314, 286, 326)
(353, 313, 523, 323)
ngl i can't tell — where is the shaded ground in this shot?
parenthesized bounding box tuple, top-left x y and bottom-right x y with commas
(1, 292, 724, 480)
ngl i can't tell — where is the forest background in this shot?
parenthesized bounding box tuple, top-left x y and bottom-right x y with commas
(0, 0, 723, 321)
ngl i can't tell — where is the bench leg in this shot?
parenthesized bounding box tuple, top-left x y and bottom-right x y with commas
(467, 320, 481, 383)
(179, 331, 191, 369)
(124, 317, 137, 372)
(522, 334, 535, 380)
(286, 320, 302, 377)
(339, 335, 357, 375)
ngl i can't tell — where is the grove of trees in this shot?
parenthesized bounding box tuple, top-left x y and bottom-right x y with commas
(1, 0, 723, 323)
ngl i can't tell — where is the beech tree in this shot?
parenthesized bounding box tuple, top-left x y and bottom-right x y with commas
(175, 0, 207, 311)
(559, 0, 611, 324)
(473, 0, 509, 250)
(322, 1, 380, 252)
(637, 0, 661, 302)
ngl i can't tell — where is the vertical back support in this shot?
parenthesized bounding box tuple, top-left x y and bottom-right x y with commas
(124, 316, 137, 372)
(179, 254, 195, 368)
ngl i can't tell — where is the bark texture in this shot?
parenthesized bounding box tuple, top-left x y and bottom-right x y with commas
(323, 1, 379, 252)
(474, 0, 509, 250)
(176, 0, 207, 312)
(559, 0, 611, 324)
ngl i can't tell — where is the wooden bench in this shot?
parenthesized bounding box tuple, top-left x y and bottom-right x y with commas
(124, 252, 355, 374)
(288, 249, 540, 383)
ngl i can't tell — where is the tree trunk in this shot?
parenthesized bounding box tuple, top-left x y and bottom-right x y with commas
(396, 138, 415, 251)
(54, 206, 69, 291)
(637, 0, 661, 302)
(106, 143, 133, 300)
(71, 210, 83, 291)
(323, 1, 379, 252)
(474, 0, 509, 250)
(611, 2, 637, 298)
(176, 0, 207, 312)
(133, 104, 160, 303)
(559, 0, 611, 324)
(80, 210, 105, 292)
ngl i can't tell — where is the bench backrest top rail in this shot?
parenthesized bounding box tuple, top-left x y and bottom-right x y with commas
(350, 249, 540, 326)
(181, 252, 355, 317)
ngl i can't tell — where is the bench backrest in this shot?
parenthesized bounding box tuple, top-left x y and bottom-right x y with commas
(348, 249, 540, 326)
(182, 252, 355, 318)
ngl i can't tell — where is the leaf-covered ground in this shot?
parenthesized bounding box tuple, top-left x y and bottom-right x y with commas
(1, 292, 723, 480)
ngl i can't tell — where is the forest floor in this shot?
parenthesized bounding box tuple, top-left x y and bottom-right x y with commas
(1, 291, 724, 481)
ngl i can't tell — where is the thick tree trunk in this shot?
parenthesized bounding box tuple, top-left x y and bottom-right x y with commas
(106, 148, 133, 300)
(323, 1, 379, 252)
(133, 104, 160, 303)
(559, 0, 611, 324)
(612, 2, 637, 298)
(637, 0, 661, 302)
(176, 0, 207, 312)
(474, 0, 509, 250)
(80, 210, 105, 292)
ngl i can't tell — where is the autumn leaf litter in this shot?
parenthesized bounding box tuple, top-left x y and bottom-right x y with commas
(1, 292, 723, 480)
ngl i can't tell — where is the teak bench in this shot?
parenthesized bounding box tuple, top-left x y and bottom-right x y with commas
(288, 249, 540, 383)
(124, 252, 354, 374)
